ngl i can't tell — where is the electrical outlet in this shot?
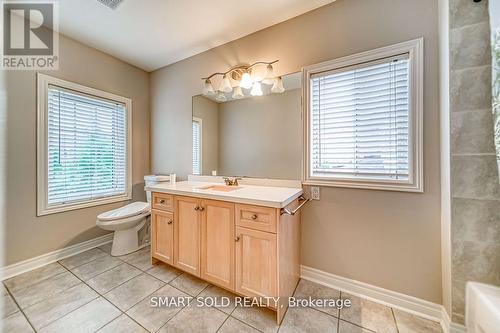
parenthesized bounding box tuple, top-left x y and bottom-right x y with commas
(311, 186, 320, 200)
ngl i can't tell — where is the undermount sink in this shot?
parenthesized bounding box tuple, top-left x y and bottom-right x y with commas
(197, 185, 241, 192)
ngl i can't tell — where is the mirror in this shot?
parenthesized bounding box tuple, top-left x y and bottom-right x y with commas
(192, 72, 301, 180)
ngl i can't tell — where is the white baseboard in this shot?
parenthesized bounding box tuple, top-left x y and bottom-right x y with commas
(300, 265, 466, 333)
(0, 234, 113, 281)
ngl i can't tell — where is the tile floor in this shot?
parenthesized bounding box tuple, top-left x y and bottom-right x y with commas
(1, 244, 444, 333)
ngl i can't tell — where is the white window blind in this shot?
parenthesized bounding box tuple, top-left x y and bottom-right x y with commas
(47, 85, 127, 206)
(310, 54, 410, 181)
(192, 118, 201, 175)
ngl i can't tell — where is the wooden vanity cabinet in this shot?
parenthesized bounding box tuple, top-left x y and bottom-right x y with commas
(150, 192, 301, 324)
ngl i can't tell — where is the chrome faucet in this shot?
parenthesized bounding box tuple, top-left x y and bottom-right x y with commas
(223, 177, 242, 186)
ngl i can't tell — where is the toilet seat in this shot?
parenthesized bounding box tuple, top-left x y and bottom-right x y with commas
(97, 202, 150, 221)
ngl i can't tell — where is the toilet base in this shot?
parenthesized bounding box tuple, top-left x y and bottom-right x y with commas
(110, 220, 146, 256)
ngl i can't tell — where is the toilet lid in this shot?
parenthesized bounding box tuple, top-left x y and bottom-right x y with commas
(97, 202, 150, 221)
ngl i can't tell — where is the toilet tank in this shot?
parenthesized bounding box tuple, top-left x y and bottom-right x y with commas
(144, 175, 170, 203)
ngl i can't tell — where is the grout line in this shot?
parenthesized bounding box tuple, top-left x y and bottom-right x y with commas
(392, 307, 401, 333)
(57, 247, 109, 270)
(3, 282, 38, 332)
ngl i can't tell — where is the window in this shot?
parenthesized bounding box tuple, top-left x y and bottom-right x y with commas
(303, 39, 423, 192)
(37, 74, 132, 215)
(192, 117, 202, 175)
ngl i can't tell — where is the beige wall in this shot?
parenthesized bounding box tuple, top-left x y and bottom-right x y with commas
(4, 33, 150, 265)
(151, 0, 441, 303)
(218, 89, 301, 179)
(192, 96, 219, 175)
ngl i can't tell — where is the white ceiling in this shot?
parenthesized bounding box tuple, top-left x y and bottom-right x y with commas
(58, 0, 333, 72)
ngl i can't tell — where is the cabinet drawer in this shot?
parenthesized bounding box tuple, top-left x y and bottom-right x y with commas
(235, 204, 277, 233)
(152, 192, 173, 212)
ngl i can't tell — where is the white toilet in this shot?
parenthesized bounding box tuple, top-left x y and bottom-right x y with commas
(96, 175, 170, 256)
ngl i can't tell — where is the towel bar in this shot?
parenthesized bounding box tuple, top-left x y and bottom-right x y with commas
(280, 195, 310, 216)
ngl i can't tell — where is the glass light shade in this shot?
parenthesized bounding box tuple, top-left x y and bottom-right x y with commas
(271, 77, 285, 93)
(215, 92, 227, 102)
(250, 81, 263, 96)
(261, 64, 275, 85)
(203, 79, 215, 95)
(239, 72, 253, 89)
(232, 86, 244, 99)
(219, 74, 233, 93)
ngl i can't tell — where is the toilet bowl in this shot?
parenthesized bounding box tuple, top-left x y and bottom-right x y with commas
(96, 175, 170, 256)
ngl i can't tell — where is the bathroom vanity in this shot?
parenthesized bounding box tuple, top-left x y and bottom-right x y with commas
(146, 178, 304, 324)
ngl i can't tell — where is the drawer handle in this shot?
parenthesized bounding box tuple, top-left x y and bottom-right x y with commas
(159, 199, 166, 204)
(235, 236, 240, 242)
(251, 214, 258, 220)
(167, 219, 173, 225)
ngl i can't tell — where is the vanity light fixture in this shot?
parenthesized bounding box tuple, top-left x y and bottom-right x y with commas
(215, 91, 227, 102)
(271, 77, 285, 93)
(250, 81, 263, 96)
(232, 86, 245, 99)
(201, 60, 284, 98)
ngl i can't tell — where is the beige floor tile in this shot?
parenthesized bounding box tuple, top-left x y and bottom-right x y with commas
(338, 319, 373, 332)
(11, 271, 81, 309)
(1, 283, 8, 295)
(23, 283, 98, 330)
(127, 254, 156, 271)
(104, 273, 164, 311)
(39, 297, 121, 333)
(118, 246, 150, 262)
(169, 273, 209, 296)
(340, 293, 397, 333)
(70, 255, 122, 280)
(98, 242, 113, 255)
(279, 306, 338, 333)
(4, 263, 66, 292)
(59, 248, 108, 269)
(1, 311, 34, 333)
(199, 285, 237, 314)
(232, 305, 280, 333)
(127, 284, 189, 332)
(86, 263, 142, 294)
(158, 304, 227, 333)
(293, 279, 341, 317)
(97, 314, 147, 333)
(146, 263, 182, 283)
(1, 293, 19, 319)
(393, 309, 443, 333)
(218, 317, 260, 333)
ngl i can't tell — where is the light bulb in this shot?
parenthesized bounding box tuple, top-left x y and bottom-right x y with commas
(250, 81, 263, 96)
(239, 72, 252, 89)
(261, 64, 275, 85)
(219, 74, 233, 93)
(203, 79, 215, 95)
(271, 77, 285, 93)
(232, 86, 244, 99)
(215, 92, 227, 102)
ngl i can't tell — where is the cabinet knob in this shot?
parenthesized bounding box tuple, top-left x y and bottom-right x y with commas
(251, 214, 258, 220)
(199, 207, 205, 212)
(235, 236, 240, 242)
(159, 199, 165, 204)
(194, 206, 199, 211)
(167, 219, 173, 224)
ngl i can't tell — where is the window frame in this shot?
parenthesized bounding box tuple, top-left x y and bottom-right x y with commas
(302, 38, 424, 192)
(37, 73, 133, 216)
(192, 116, 203, 175)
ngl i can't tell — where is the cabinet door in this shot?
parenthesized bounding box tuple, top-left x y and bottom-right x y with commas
(151, 210, 174, 265)
(235, 226, 277, 298)
(174, 196, 201, 276)
(200, 199, 235, 290)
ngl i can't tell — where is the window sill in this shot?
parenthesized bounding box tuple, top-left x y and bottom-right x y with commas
(302, 179, 423, 193)
(37, 194, 132, 216)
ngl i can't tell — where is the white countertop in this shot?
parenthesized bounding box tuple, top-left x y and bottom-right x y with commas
(146, 181, 303, 208)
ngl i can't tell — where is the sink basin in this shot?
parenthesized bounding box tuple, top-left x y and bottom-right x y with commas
(198, 185, 241, 192)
